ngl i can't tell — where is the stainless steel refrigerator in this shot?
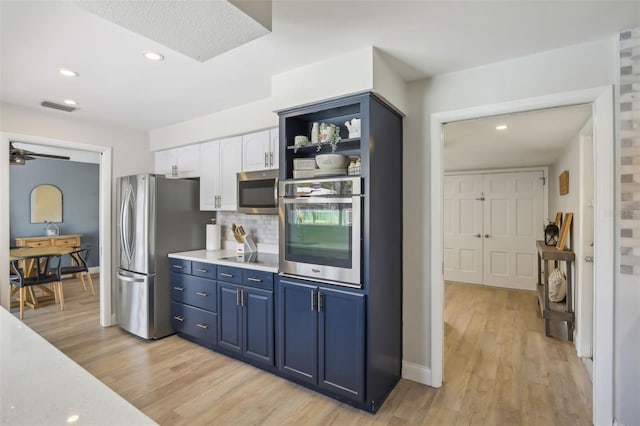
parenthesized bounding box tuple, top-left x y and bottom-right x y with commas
(116, 174, 210, 339)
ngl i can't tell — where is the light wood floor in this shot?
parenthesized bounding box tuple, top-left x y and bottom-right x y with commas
(14, 278, 592, 425)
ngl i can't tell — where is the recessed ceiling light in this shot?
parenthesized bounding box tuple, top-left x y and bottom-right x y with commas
(496, 124, 508, 130)
(63, 99, 78, 106)
(143, 51, 164, 61)
(58, 68, 79, 77)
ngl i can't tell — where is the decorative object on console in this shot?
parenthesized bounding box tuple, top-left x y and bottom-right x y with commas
(548, 268, 567, 302)
(45, 221, 60, 236)
(556, 212, 573, 251)
(559, 170, 569, 195)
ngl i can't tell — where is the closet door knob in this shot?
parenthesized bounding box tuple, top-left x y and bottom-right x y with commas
(474, 234, 481, 238)
(484, 234, 490, 238)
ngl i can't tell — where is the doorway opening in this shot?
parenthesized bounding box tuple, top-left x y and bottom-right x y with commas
(429, 86, 615, 425)
(439, 104, 594, 421)
(1, 131, 113, 326)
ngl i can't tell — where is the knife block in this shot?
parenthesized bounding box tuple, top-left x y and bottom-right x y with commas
(236, 234, 257, 253)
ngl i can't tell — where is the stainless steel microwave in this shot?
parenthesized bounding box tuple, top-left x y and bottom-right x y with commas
(237, 169, 279, 215)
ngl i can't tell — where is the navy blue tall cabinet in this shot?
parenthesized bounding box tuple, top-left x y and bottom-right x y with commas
(276, 92, 403, 412)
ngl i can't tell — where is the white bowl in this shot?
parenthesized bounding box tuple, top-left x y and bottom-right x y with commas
(315, 154, 349, 170)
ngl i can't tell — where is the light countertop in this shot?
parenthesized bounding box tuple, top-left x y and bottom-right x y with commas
(0, 307, 156, 426)
(169, 249, 279, 273)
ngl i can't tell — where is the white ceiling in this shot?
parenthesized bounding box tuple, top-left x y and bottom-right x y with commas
(443, 104, 592, 172)
(1, 1, 638, 131)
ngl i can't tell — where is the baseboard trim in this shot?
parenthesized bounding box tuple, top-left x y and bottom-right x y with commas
(402, 361, 433, 386)
(88, 266, 100, 274)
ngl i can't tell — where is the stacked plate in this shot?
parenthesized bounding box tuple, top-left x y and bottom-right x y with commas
(293, 158, 317, 179)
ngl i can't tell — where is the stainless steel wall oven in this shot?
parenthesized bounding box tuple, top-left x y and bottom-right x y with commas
(279, 176, 363, 288)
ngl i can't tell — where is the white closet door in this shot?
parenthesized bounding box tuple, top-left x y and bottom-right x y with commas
(482, 172, 544, 290)
(443, 175, 484, 284)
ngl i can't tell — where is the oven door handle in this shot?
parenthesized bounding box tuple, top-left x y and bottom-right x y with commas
(280, 196, 356, 205)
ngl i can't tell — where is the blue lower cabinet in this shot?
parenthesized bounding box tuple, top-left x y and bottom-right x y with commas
(318, 287, 365, 402)
(218, 283, 243, 353)
(277, 278, 318, 385)
(277, 277, 365, 403)
(218, 281, 275, 366)
(243, 287, 274, 365)
(171, 301, 217, 346)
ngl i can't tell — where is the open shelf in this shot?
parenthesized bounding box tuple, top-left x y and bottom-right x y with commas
(287, 138, 361, 153)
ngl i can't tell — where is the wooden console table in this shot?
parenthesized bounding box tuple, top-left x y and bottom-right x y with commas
(15, 234, 82, 249)
(536, 240, 575, 341)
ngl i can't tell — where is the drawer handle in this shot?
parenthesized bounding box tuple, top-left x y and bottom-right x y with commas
(195, 291, 207, 297)
(173, 316, 184, 322)
(172, 265, 184, 269)
(196, 323, 208, 329)
(247, 277, 262, 283)
(196, 268, 208, 273)
(173, 286, 184, 291)
(220, 273, 233, 277)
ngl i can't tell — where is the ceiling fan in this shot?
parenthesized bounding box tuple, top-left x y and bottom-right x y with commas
(9, 142, 71, 165)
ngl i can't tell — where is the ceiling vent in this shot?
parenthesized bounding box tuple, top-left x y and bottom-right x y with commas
(41, 101, 76, 112)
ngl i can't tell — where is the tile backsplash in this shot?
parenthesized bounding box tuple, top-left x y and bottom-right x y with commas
(619, 28, 640, 275)
(216, 211, 278, 245)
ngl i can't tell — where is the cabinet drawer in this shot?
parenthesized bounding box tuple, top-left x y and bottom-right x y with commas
(243, 270, 274, 291)
(53, 237, 79, 247)
(171, 273, 217, 311)
(192, 262, 217, 280)
(170, 258, 191, 274)
(171, 302, 217, 346)
(24, 240, 51, 248)
(218, 265, 242, 284)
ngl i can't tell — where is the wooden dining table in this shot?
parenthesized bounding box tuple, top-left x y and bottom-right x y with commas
(9, 246, 76, 310)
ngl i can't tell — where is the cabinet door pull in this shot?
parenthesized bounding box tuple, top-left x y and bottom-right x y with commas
(196, 323, 208, 329)
(247, 277, 262, 282)
(310, 290, 317, 311)
(240, 289, 245, 307)
(264, 152, 268, 168)
(195, 291, 207, 297)
(221, 273, 233, 278)
(173, 315, 184, 322)
(317, 291, 323, 313)
(196, 268, 208, 273)
(173, 286, 184, 291)
(269, 152, 274, 168)
(236, 288, 240, 305)
(172, 265, 183, 269)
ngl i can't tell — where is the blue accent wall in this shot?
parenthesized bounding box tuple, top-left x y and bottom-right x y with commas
(10, 158, 99, 267)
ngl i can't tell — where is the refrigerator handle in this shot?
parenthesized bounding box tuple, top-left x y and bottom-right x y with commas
(120, 183, 135, 263)
(117, 272, 145, 283)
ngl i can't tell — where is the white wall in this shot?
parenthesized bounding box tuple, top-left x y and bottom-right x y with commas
(0, 102, 153, 319)
(548, 118, 593, 354)
(150, 47, 409, 151)
(403, 38, 615, 371)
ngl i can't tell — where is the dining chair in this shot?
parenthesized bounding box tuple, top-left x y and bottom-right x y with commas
(61, 246, 95, 295)
(10, 254, 63, 319)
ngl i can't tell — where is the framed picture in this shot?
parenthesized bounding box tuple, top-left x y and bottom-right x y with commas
(559, 170, 569, 195)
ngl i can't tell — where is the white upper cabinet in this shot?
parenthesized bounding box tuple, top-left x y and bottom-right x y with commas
(242, 128, 279, 171)
(200, 136, 242, 211)
(154, 145, 200, 178)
